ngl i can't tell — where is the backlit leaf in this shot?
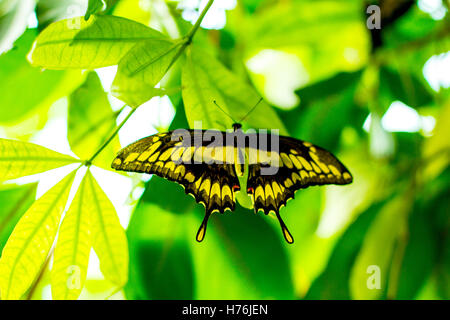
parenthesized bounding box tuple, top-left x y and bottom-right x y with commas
(190, 205, 295, 299)
(0, 138, 79, 181)
(0, 30, 85, 124)
(112, 38, 182, 107)
(29, 15, 166, 69)
(349, 196, 410, 299)
(0, 183, 38, 252)
(51, 171, 91, 300)
(182, 46, 288, 134)
(126, 202, 195, 299)
(86, 170, 128, 287)
(306, 200, 385, 299)
(0, 171, 76, 299)
(68, 71, 120, 169)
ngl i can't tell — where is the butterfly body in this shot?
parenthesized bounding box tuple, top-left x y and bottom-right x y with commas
(112, 125, 352, 244)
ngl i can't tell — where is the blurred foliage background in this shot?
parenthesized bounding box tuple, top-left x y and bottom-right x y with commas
(0, 0, 449, 300)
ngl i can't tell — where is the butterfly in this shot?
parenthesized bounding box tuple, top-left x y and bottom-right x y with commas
(111, 120, 353, 244)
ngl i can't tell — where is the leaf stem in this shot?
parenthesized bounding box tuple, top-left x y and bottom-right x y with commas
(84, 106, 137, 166)
(185, 0, 214, 44)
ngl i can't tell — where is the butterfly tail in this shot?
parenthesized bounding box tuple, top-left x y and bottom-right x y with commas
(276, 212, 294, 244)
(196, 211, 212, 242)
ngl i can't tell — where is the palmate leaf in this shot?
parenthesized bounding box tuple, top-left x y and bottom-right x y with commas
(68, 71, 120, 170)
(51, 171, 91, 300)
(0, 138, 79, 181)
(51, 169, 128, 299)
(0, 171, 76, 299)
(112, 38, 182, 107)
(182, 46, 288, 134)
(86, 170, 128, 287)
(29, 15, 166, 69)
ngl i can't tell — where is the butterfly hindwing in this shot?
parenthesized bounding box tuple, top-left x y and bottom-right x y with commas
(246, 136, 353, 243)
(112, 130, 240, 241)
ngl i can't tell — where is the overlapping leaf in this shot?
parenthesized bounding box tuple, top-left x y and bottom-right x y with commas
(126, 169, 294, 299)
(112, 38, 182, 107)
(182, 46, 288, 133)
(86, 170, 128, 287)
(0, 183, 37, 252)
(85, 0, 105, 20)
(0, 171, 76, 299)
(0, 138, 79, 181)
(68, 71, 120, 169)
(29, 15, 166, 69)
(51, 171, 91, 300)
(349, 196, 410, 299)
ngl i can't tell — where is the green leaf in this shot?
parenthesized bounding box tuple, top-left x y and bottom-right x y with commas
(51, 171, 91, 300)
(0, 138, 79, 181)
(126, 199, 195, 299)
(395, 200, 437, 299)
(85, 0, 105, 20)
(141, 176, 197, 213)
(349, 196, 409, 299)
(86, 170, 128, 287)
(0, 171, 76, 299)
(280, 71, 364, 152)
(397, 172, 450, 299)
(0, 30, 85, 124)
(0, 183, 37, 252)
(423, 100, 450, 179)
(379, 66, 433, 109)
(111, 38, 181, 107)
(306, 200, 385, 299)
(182, 46, 288, 134)
(29, 15, 166, 69)
(68, 71, 120, 169)
(125, 170, 196, 299)
(190, 205, 295, 299)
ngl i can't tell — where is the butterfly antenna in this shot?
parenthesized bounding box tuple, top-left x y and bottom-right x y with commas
(213, 100, 237, 123)
(239, 97, 263, 123)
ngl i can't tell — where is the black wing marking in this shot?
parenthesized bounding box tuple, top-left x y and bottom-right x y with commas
(111, 131, 240, 242)
(247, 135, 353, 243)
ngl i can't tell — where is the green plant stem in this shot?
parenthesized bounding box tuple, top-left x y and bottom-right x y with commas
(185, 0, 214, 44)
(84, 106, 136, 166)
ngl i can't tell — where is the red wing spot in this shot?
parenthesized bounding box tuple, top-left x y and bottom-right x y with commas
(232, 185, 240, 192)
(247, 187, 254, 194)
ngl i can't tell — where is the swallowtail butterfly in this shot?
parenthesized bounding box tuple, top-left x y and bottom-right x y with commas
(112, 121, 352, 244)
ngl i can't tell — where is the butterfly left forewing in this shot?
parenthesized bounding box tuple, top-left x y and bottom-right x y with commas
(112, 130, 240, 242)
